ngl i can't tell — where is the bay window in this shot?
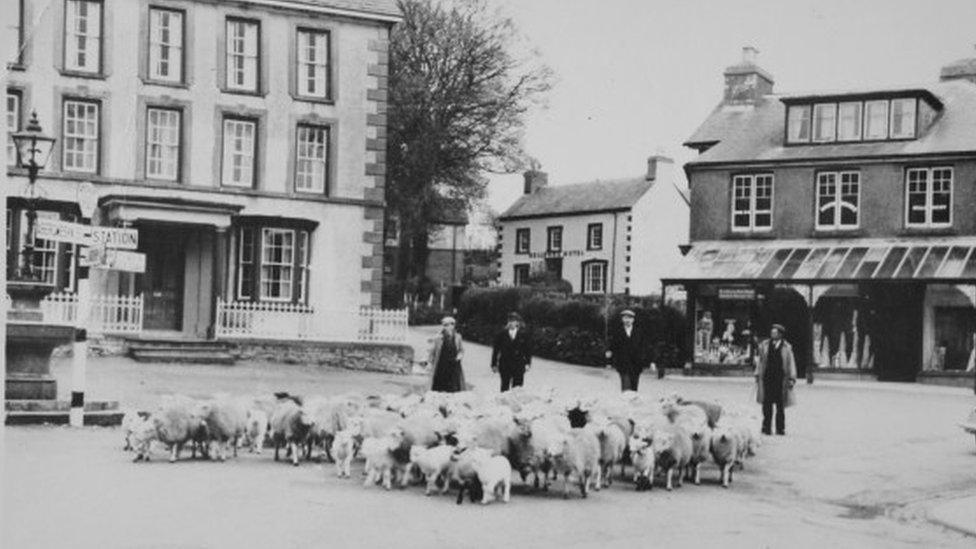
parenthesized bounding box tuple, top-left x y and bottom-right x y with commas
(236, 226, 311, 303)
(731, 174, 773, 231)
(816, 171, 860, 230)
(906, 167, 952, 228)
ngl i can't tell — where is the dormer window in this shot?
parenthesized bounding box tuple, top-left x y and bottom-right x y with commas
(812, 104, 837, 142)
(889, 98, 917, 139)
(864, 100, 888, 139)
(786, 105, 811, 143)
(785, 95, 925, 144)
(837, 102, 862, 141)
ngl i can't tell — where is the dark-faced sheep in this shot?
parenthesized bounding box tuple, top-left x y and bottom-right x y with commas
(651, 424, 693, 491)
(269, 399, 313, 466)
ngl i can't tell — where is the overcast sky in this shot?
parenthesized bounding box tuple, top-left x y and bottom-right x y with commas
(479, 0, 976, 218)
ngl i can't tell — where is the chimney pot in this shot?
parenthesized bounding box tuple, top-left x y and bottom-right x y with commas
(723, 46, 774, 104)
(742, 46, 759, 64)
(646, 154, 673, 182)
(523, 170, 548, 194)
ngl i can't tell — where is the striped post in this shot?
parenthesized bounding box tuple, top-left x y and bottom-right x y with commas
(69, 276, 90, 428)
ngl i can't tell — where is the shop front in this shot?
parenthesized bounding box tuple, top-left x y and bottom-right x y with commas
(665, 238, 976, 385)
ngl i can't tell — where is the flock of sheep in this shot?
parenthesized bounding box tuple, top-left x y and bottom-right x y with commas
(124, 387, 762, 504)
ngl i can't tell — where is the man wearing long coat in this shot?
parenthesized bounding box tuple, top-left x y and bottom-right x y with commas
(605, 309, 651, 391)
(754, 324, 797, 435)
(491, 312, 533, 392)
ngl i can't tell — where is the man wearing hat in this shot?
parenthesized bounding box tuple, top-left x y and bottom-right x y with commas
(491, 312, 533, 392)
(754, 324, 797, 435)
(605, 309, 651, 391)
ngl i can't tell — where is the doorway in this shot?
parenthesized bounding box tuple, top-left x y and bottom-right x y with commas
(139, 229, 186, 331)
(866, 284, 924, 381)
(759, 287, 811, 379)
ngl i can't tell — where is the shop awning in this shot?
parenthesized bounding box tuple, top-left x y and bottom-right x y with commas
(663, 237, 976, 283)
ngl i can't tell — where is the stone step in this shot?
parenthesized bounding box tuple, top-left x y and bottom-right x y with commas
(5, 399, 119, 412)
(127, 338, 232, 350)
(130, 349, 236, 365)
(128, 344, 231, 353)
(4, 410, 124, 426)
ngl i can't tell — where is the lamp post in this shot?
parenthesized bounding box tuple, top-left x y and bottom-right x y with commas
(10, 111, 56, 281)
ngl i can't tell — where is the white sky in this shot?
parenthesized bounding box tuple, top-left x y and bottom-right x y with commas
(480, 0, 976, 218)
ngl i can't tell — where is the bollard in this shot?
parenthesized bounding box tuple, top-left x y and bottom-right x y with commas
(69, 276, 91, 428)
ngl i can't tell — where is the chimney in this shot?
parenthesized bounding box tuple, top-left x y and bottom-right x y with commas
(940, 45, 976, 84)
(523, 170, 548, 194)
(723, 46, 774, 104)
(646, 155, 674, 182)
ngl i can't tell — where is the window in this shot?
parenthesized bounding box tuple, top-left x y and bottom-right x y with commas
(237, 226, 255, 299)
(221, 118, 256, 187)
(906, 167, 952, 228)
(582, 260, 607, 294)
(295, 125, 329, 193)
(515, 228, 529, 254)
(731, 174, 773, 231)
(513, 264, 529, 286)
(297, 231, 310, 303)
(786, 105, 811, 143)
(889, 98, 917, 139)
(7, 0, 23, 65)
(21, 211, 58, 285)
(261, 228, 294, 301)
(837, 102, 862, 141)
(148, 8, 184, 83)
(816, 172, 860, 230)
(587, 223, 603, 250)
(64, 0, 102, 74)
(226, 18, 259, 92)
(62, 99, 99, 173)
(864, 100, 888, 140)
(296, 29, 330, 99)
(237, 226, 310, 302)
(145, 108, 181, 181)
(812, 103, 836, 142)
(6, 91, 21, 166)
(546, 226, 562, 252)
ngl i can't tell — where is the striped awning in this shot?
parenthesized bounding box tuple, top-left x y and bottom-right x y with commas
(664, 237, 976, 283)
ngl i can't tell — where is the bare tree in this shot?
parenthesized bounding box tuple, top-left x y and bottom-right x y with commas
(387, 0, 552, 295)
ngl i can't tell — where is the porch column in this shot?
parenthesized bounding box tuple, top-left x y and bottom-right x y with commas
(210, 226, 229, 339)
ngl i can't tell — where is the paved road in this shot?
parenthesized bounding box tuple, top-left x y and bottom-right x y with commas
(4, 328, 976, 548)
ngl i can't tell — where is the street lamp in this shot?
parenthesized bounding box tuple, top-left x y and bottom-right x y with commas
(10, 111, 56, 281)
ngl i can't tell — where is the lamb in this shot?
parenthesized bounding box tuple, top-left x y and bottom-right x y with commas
(449, 446, 486, 504)
(651, 424, 693, 491)
(150, 396, 207, 463)
(269, 399, 314, 466)
(361, 428, 406, 489)
(627, 434, 655, 491)
(409, 444, 456, 495)
(331, 427, 360, 478)
(547, 427, 601, 499)
(594, 420, 627, 487)
(243, 408, 269, 454)
(684, 424, 712, 485)
(709, 426, 739, 488)
(470, 451, 512, 505)
(121, 410, 151, 451)
(197, 396, 248, 461)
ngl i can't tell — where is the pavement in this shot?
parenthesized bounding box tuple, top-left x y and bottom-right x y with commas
(2, 326, 976, 548)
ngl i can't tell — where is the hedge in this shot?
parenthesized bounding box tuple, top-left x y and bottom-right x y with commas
(457, 287, 687, 368)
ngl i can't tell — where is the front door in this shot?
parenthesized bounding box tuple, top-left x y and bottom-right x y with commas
(140, 230, 185, 331)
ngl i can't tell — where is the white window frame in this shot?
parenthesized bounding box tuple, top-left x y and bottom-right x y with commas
(64, 0, 102, 74)
(221, 118, 256, 188)
(148, 7, 184, 83)
(145, 107, 181, 181)
(889, 98, 917, 139)
(62, 99, 99, 174)
(730, 174, 773, 232)
(812, 103, 837, 143)
(6, 91, 21, 167)
(864, 100, 889, 140)
(260, 228, 295, 302)
(582, 261, 607, 294)
(295, 125, 328, 193)
(786, 105, 811, 143)
(297, 230, 310, 303)
(587, 223, 603, 250)
(905, 167, 953, 229)
(226, 18, 259, 92)
(837, 101, 862, 141)
(815, 171, 860, 230)
(21, 210, 59, 285)
(547, 226, 562, 252)
(513, 264, 529, 286)
(296, 29, 330, 99)
(236, 227, 255, 300)
(515, 228, 530, 254)
(7, 0, 23, 65)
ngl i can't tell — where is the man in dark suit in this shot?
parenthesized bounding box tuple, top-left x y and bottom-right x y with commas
(606, 309, 651, 391)
(491, 312, 533, 392)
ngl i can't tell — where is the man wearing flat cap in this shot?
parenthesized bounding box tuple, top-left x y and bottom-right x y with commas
(754, 323, 797, 435)
(605, 309, 652, 391)
(491, 312, 533, 392)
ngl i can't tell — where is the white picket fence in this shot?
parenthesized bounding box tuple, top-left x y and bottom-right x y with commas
(215, 299, 408, 344)
(38, 292, 144, 335)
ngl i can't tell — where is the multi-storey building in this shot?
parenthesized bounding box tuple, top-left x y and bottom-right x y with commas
(4, 0, 399, 340)
(497, 157, 689, 296)
(666, 47, 976, 384)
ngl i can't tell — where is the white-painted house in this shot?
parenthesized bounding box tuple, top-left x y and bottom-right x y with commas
(496, 157, 689, 296)
(4, 0, 403, 343)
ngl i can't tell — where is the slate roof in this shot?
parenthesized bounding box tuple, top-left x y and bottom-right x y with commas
(684, 80, 976, 166)
(498, 177, 653, 220)
(252, 0, 401, 20)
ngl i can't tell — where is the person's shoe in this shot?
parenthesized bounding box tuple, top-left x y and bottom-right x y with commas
(761, 428, 772, 435)
(776, 431, 785, 436)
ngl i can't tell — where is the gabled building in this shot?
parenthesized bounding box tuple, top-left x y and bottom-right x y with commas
(665, 47, 976, 384)
(4, 0, 401, 342)
(496, 157, 689, 295)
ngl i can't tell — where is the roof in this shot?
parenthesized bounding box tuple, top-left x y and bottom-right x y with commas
(663, 236, 976, 283)
(246, 0, 401, 21)
(498, 177, 654, 220)
(941, 57, 976, 79)
(684, 80, 976, 166)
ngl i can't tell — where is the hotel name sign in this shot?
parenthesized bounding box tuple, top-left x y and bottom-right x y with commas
(528, 250, 584, 259)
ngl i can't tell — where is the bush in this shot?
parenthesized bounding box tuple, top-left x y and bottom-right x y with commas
(457, 287, 687, 368)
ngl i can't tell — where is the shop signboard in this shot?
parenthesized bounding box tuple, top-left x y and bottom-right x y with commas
(718, 287, 756, 301)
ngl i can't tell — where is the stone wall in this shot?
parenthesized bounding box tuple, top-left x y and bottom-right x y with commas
(226, 340, 414, 374)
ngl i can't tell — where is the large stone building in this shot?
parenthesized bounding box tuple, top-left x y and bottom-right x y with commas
(496, 157, 689, 296)
(3, 0, 399, 342)
(666, 47, 976, 385)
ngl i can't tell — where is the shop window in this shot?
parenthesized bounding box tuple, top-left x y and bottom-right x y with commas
(236, 226, 310, 303)
(930, 306, 975, 371)
(731, 174, 773, 232)
(694, 287, 757, 366)
(816, 171, 859, 230)
(905, 167, 952, 228)
(581, 260, 607, 294)
(587, 223, 602, 250)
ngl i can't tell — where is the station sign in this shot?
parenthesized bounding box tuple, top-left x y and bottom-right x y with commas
(35, 219, 138, 250)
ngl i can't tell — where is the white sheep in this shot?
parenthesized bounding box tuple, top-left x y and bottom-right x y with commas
(651, 424, 693, 491)
(594, 420, 627, 487)
(331, 427, 360, 478)
(547, 427, 601, 499)
(709, 426, 739, 488)
(244, 408, 269, 454)
(627, 434, 656, 491)
(198, 396, 248, 461)
(269, 399, 314, 466)
(470, 451, 512, 505)
(409, 444, 456, 495)
(121, 410, 151, 452)
(361, 428, 406, 490)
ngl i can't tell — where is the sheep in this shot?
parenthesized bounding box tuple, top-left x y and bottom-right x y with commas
(627, 434, 655, 491)
(594, 420, 627, 487)
(148, 396, 207, 463)
(650, 424, 693, 491)
(709, 426, 739, 488)
(471, 451, 512, 505)
(677, 398, 723, 429)
(449, 446, 486, 504)
(523, 414, 571, 490)
(684, 424, 712, 485)
(243, 408, 269, 454)
(129, 416, 159, 462)
(331, 427, 360, 479)
(269, 399, 314, 466)
(198, 396, 248, 461)
(547, 427, 601, 499)
(409, 444, 456, 495)
(121, 410, 151, 451)
(361, 433, 402, 490)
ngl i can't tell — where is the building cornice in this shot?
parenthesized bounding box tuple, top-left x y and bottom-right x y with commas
(215, 0, 402, 24)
